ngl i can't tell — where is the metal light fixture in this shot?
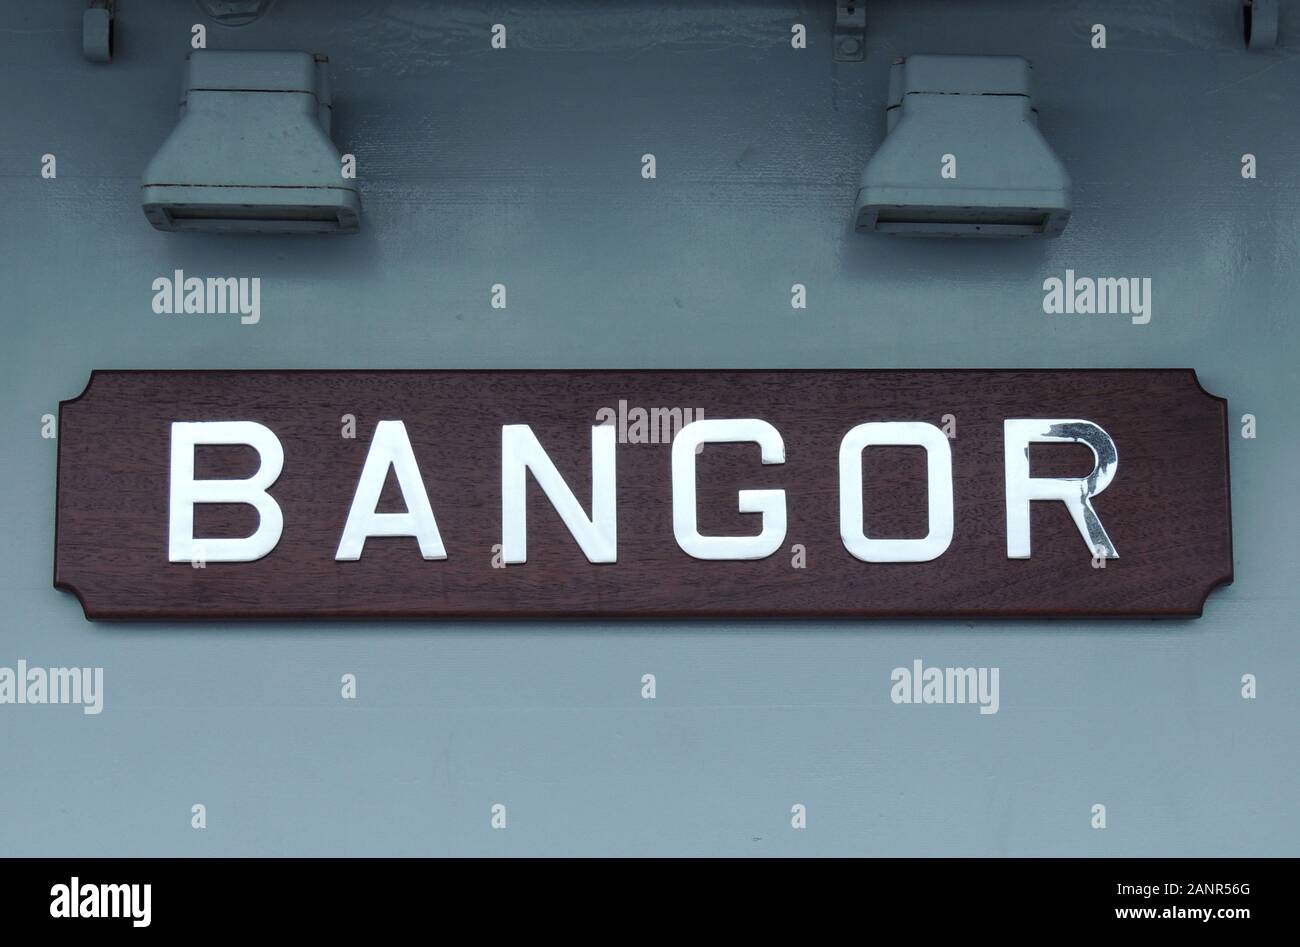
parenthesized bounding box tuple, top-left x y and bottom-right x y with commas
(854, 55, 1070, 238)
(141, 50, 360, 234)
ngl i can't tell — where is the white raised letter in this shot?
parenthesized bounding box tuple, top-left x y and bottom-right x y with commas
(336, 420, 447, 561)
(169, 421, 283, 562)
(672, 419, 786, 560)
(839, 421, 953, 562)
(1004, 419, 1118, 558)
(502, 425, 616, 563)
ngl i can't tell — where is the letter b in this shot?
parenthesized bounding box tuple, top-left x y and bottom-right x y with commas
(168, 421, 284, 563)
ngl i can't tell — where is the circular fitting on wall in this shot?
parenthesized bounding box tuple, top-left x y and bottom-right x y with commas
(1244, 0, 1279, 49)
(195, 0, 275, 27)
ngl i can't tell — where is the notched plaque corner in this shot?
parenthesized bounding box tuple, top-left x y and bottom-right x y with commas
(1181, 367, 1230, 410)
(59, 370, 106, 412)
(1192, 569, 1236, 618)
(51, 572, 95, 622)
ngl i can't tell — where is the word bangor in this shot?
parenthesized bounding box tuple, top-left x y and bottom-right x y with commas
(168, 417, 1120, 566)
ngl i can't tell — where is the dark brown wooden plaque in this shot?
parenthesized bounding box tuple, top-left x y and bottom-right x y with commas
(54, 370, 1232, 620)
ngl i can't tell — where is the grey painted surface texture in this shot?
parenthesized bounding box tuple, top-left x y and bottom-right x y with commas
(0, 1, 1296, 855)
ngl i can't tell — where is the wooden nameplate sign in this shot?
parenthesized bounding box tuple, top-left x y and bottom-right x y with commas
(53, 370, 1233, 620)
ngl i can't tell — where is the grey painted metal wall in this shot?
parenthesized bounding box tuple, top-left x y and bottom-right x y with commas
(1, 1, 1296, 855)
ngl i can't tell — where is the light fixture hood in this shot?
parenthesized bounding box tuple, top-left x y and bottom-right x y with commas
(141, 50, 359, 234)
(854, 55, 1070, 238)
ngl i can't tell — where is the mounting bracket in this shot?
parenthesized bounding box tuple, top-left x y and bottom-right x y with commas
(83, 0, 114, 63)
(1244, 0, 1279, 48)
(834, 1, 866, 62)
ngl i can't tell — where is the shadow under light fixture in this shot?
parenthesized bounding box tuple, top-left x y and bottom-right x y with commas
(854, 54, 1070, 238)
(141, 50, 359, 234)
